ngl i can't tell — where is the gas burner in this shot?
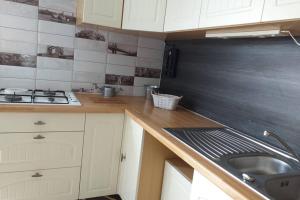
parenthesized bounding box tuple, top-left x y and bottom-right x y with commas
(5, 94, 23, 102)
(34, 89, 65, 97)
(48, 97, 55, 102)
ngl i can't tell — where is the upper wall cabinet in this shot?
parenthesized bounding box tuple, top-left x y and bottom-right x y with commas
(198, 0, 265, 28)
(122, 0, 167, 32)
(77, 0, 123, 28)
(262, 0, 300, 22)
(164, 0, 202, 32)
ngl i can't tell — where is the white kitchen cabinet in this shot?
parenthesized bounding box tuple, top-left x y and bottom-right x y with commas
(0, 167, 80, 200)
(122, 0, 167, 32)
(161, 159, 193, 200)
(262, 0, 300, 22)
(198, 0, 265, 28)
(0, 113, 85, 133)
(77, 0, 123, 28)
(117, 114, 144, 200)
(80, 113, 124, 199)
(164, 0, 202, 32)
(0, 132, 83, 173)
(190, 170, 233, 200)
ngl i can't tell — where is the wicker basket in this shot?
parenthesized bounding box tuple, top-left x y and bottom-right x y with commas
(152, 93, 182, 110)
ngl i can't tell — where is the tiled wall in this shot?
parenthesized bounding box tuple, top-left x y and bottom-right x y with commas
(0, 0, 165, 96)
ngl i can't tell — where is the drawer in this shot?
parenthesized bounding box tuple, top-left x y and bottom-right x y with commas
(0, 132, 83, 172)
(0, 113, 85, 132)
(0, 167, 80, 200)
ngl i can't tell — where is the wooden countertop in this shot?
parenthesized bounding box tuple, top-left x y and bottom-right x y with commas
(0, 93, 266, 200)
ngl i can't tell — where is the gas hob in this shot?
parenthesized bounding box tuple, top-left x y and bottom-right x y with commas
(0, 88, 81, 106)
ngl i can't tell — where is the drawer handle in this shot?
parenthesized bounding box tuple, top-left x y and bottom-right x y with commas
(33, 135, 45, 140)
(32, 173, 43, 178)
(34, 121, 46, 126)
(121, 153, 126, 162)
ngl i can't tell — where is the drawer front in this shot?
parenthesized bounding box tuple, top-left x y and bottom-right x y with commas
(0, 167, 80, 200)
(0, 132, 83, 172)
(0, 113, 85, 133)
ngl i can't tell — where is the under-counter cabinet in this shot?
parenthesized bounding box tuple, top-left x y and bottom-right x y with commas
(161, 159, 193, 200)
(77, 0, 123, 28)
(198, 0, 265, 28)
(80, 113, 124, 199)
(0, 167, 81, 200)
(164, 0, 202, 32)
(262, 0, 300, 22)
(117, 114, 144, 200)
(122, 0, 167, 32)
(190, 171, 233, 200)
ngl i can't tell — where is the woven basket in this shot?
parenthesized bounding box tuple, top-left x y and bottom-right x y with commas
(152, 93, 182, 110)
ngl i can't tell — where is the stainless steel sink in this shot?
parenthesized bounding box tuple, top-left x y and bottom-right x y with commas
(265, 175, 300, 200)
(227, 155, 293, 175)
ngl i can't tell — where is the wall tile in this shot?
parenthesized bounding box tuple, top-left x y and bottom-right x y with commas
(0, 52, 36, 67)
(105, 84, 133, 96)
(38, 32, 74, 48)
(0, 65, 35, 79)
(136, 57, 163, 69)
(106, 64, 135, 76)
(38, 9, 76, 25)
(36, 80, 72, 91)
(133, 86, 146, 96)
(134, 77, 160, 87)
(73, 71, 105, 83)
(138, 36, 165, 51)
(38, 44, 74, 59)
(36, 69, 73, 81)
(71, 82, 96, 90)
(105, 74, 134, 86)
(37, 56, 73, 71)
(39, 0, 76, 13)
(108, 32, 138, 46)
(0, 27, 37, 43)
(74, 49, 107, 63)
(108, 42, 137, 57)
(76, 25, 107, 42)
(0, 39, 37, 55)
(5, 0, 38, 6)
(107, 54, 136, 66)
(135, 67, 161, 78)
(0, 0, 38, 19)
(0, 77, 35, 89)
(38, 20, 75, 36)
(74, 38, 107, 52)
(137, 47, 164, 60)
(74, 61, 106, 73)
(0, 13, 38, 31)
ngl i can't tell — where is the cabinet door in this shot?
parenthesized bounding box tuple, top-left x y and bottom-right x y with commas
(0, 167, 80, 200)
(262, 0, 300, 22)
(122, 0, 167, 32)
(198, 0, 265, 28)
(80, 114, 124, 199)
(164, 0, 202, 32)
(117, 115, 144, 200)
(190, 171, 233, 200)
(78, 0, 123, 28)
(161, 161, 192, 200)
(0, 132, 83, 173)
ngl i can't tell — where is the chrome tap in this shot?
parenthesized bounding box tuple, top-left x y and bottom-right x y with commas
(263, 130, 300, 162)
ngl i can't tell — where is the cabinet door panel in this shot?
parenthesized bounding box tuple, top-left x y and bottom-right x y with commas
(0, 132, 83, 172)
(78, 0, 123, 28)
(262, 0, 300, 21)
(80, 114, 124, 199)
(117, 115, 144, 200)
(0, 167, 80, 200)
(199, 0, 265, 28)
(164, 0, 202, 32)
(122, 0, 167, 32)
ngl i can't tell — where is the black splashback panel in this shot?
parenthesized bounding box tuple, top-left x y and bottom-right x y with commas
(160, 37, 300, 153)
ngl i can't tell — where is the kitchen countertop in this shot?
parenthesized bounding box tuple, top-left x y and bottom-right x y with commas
(0, 93, 266, 200)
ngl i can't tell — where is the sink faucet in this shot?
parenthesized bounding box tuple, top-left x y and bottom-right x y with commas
(263, 130, 300, 162)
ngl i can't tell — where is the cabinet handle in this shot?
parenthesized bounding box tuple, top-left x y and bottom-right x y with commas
(121, 153, 126, 162)
(32, 172, 43, 178)
(34, 121, 46, 125)
(33, 135, 45, 140)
